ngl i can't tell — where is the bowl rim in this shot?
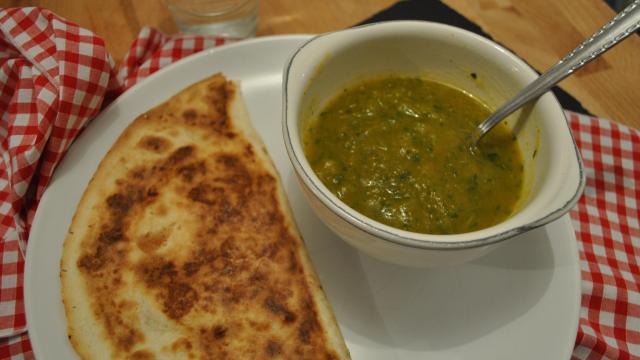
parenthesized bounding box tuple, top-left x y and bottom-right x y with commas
(282, 20, 586, 250)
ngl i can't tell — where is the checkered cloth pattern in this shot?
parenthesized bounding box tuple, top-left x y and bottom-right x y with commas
(0, 6, 114, 340)
(569, 112, 640, 360)
(0, 7, 638, 360)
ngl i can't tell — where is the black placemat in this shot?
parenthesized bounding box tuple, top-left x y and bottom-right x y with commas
(358, 0, 591, 115)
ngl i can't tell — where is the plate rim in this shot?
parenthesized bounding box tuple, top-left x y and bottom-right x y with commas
(23, 34, 581, 360)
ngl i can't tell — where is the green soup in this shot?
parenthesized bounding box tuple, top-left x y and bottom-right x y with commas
(303, 76, 524, 234)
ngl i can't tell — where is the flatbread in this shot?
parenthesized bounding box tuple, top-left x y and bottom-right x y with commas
(61, 73, 350, 359)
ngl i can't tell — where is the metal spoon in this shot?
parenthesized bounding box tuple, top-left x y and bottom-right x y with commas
(472, 0, 640, 144)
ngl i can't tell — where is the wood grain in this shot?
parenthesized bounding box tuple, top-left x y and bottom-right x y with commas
(1, 0, 395, 62)
(259, 0, 396, 35)
(444, 0, 640, 128)
(1, 0, 639, 127)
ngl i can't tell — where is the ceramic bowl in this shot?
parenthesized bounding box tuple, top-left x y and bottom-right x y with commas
(282, 21, 585, 267)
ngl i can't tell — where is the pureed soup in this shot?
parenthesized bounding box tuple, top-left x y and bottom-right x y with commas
(303, 76, 524, 235)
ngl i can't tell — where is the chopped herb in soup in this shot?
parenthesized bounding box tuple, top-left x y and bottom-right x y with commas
(303, 76, 524, 234)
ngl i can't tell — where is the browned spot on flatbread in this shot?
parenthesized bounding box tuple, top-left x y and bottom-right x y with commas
(77, 244, 107, 272)
(164, 282, 198, 319)
(266, 340, 282, 357)
(182, 250, 215, 277)
(117, 328, 144, 351)
(178, 161, 207, 182)
(264, 296, 297, 323)
(139, 259, 177, 287)
(244, 144, 255, 157)
(106, 193, 132, 213)
(129, 166, 147, 180)
(177, 75, 233, 132)
(137, 230, 169, 254)
(78, 185, 148, 272)
(130, 350, 155, 360)
(298, 297, 322, 345)
(188, 183, 224, 206)
(168, 145, 194, 164)
(97, 226, 124, 244)
(138, 135, 171, 153)
(170, 337, 193, 352)
(182, 109, 197, 121)
(213, 325, 227, 339)
(138, 258, 199, 319)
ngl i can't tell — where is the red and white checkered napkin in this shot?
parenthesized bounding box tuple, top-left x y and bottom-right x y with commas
(0, 7, 638, 360)
(0, 7, 233, 359)
(568, 113, 640, 360)
(0, 6, 114, 341)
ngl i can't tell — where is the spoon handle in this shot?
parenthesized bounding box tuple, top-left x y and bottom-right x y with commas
(474, 0, 640, 142)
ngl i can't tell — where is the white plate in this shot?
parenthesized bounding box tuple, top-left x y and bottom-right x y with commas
(25, 35, 580, 360)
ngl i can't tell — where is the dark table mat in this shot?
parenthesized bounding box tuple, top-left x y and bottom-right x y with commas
(358, 0, 591, 115)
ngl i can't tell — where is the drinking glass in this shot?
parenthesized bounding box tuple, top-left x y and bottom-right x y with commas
(165, 0, 258, 38)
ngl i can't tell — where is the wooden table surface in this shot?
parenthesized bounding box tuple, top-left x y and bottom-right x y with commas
(3, 0, 639, 128)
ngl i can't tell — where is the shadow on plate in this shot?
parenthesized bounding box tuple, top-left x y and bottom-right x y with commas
(285, 174, 554, 351)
